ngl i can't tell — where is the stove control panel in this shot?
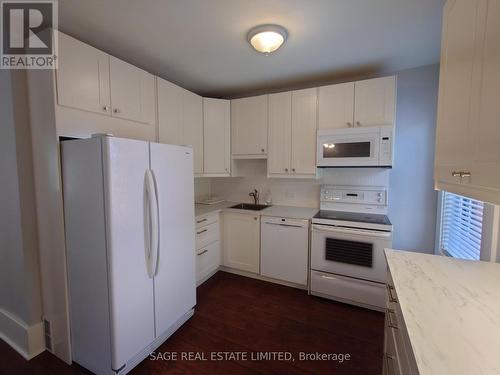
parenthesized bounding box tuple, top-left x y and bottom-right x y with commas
(321, 186, 387, 206)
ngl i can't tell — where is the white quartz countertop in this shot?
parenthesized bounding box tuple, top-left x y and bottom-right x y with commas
(195, 202, 318, 220)
(385, 249, 500, 375)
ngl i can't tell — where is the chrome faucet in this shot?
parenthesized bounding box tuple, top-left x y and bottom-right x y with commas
(249, 189, 259, 205)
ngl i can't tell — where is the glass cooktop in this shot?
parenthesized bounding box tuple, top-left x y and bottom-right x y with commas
(313, 210, 392, 226)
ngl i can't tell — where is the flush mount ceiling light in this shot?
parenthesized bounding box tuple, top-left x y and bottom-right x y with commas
(247, 24, 288, 54)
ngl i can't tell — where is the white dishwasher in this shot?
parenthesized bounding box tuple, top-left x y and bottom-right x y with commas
(260, 216, 309, 286)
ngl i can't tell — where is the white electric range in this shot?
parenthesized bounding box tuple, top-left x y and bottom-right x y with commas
(310, 185, 393, 311)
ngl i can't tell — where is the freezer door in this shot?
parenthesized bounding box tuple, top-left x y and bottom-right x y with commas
(102, 137, 155, 370)
(150, 143, 196, 336)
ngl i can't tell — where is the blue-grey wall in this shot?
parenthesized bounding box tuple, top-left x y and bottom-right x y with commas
(389, 64, 440, 253)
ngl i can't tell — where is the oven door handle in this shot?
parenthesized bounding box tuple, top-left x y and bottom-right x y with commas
(312, 224, 392, 238)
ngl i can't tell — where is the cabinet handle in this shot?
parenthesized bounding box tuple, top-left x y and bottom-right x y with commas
(261, 148, 265, 153)
(347, 122, 352, 127)
(451, 171, 462, 177)
(196, 229, 207, 235)
(292, 168, 296, 172)
(386, 285, 398, 303)
(197, 249, 208, 256)
(102, 105, 110, 111)
(356, 121, 361, 126)
(196, 218, 207, 224)
(254, 217, 258, 221)
(113, 108, 121, 113)
(285, 168, 288, 172)
(461, 171, 471, 178)
(386, 308, 399, 329)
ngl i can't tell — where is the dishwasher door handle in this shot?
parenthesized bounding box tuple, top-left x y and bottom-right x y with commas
(263, 222, 306, 228)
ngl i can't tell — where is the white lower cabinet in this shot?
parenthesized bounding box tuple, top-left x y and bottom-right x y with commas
(195, 213, 221, 285)
(222, 212, 260, 274)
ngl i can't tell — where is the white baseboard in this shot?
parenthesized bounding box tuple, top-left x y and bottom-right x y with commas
(0, 308, 45, 360)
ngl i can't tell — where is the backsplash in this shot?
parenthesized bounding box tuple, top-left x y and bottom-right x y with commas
(197, 160, 390, 208)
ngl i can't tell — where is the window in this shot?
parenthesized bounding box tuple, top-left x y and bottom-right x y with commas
(439, 192, 484, 260)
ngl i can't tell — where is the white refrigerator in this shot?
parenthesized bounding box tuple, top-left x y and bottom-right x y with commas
(61, 135, 196, 375)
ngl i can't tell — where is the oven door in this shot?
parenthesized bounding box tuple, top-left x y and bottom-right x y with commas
(311, 224, 391, 283)
(316, 128, 380, 167)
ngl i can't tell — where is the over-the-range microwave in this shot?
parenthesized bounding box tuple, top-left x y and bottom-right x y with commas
(316, 125, 394, 168)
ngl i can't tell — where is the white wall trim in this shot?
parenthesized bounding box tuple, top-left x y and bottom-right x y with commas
(0, 308, 45, 360)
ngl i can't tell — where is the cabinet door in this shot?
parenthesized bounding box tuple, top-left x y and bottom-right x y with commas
(223, 212, 260, 273)
(109, 56, 156, 125)
(157, 78, 183, 145)
(470, 0, 500, 192)
(231, 95, 268, 157)
(56, 32, 111, 115)
(434, 0, 485, 184)
(354, 76, 396, 127)
(268, 92, 292, 176)
(318, 82, 354, 129)
(291, 88, 318, 175)
(203, 98, 230, 176)
(182, 90, 204, 174)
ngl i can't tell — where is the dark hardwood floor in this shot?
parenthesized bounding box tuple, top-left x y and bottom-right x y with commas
(0, 271, 384, 375)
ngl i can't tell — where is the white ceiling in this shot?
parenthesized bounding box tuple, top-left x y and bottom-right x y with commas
(59, 0, 445, 98)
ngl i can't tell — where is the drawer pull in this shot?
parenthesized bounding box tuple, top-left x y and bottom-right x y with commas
(196, 218, 207, 224)
(386, 308, 399, 329)
(387, 285, 398, 303)
(196, 229, 208, 235)
(197, 249, 208, 256)
(384, 354, 396, 375)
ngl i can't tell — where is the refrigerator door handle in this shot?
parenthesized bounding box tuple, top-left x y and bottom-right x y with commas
(144, 169, 159, 278)
(150, 170, 160, 277)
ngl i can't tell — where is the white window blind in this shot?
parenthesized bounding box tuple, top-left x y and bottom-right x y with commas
(440, 192, 484, 260)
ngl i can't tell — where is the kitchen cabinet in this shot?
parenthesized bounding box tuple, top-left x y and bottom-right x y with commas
(267, 92, 292, 176)
(354, 76, 396, 127)
(109, 57, 156, 125)
(267, 89, 317, 178)
(318, 82, 354, 129)
(56, 32, 111, 116)
(231, 95, 268, 158)
(222, 212, 260, 273)
(195, 212, 221, 285)
(291, 88, 318, 176)
(157, 77, 204, 174)
(203, 98, 231, 176)
(317, 76, 396, 130)
(435, 0, 500, 204)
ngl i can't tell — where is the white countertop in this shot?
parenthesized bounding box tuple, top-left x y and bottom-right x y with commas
(385, 249, 500, 375)
(194, 201, 318, 220)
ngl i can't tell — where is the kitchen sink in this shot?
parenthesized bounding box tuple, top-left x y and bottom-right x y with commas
(229, 203, 270, 211)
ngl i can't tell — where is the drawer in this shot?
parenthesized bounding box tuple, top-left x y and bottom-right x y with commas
(196, 241, 220, 283)
(196, 221, 219, 250)
(384, 324, 402, 375)
(195, 212, 218, 229)
(310, 271, 386, 310)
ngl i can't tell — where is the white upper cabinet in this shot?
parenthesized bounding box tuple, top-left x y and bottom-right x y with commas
(203, 98, 231, 176)
(157, 77, 203, 174)
(56, 32, 111, 115)
(267, 92, 292, 176)
(231, 95, 268, 158)
(182, 90, 204, 175)
(354, 76, 396, 127)
(109, 57, 156, 125)
(435, 0, 500, 204)
(291, 88, 318, 176)
(318, 82, 354, 129)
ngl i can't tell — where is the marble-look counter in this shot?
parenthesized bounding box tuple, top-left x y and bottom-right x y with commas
(195, 202, 318, 220)
(385, 249, 500, 375)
